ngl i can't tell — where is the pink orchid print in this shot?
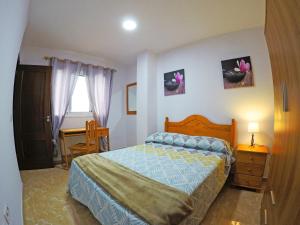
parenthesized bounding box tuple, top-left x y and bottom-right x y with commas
(174, 72, 184, 84)
(234, 59, 251, 73)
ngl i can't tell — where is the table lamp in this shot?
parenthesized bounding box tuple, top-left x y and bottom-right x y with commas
(248, 122, 259, 146)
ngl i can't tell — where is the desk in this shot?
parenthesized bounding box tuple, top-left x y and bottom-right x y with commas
(59, 127, 110, 168)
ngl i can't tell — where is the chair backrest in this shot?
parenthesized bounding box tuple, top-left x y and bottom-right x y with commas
(85, 120, 99, 149)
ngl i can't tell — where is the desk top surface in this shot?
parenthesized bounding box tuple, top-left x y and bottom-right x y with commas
(60, 127, 108, 134)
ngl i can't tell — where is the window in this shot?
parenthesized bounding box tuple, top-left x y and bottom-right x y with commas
(69, 76, 91, 113)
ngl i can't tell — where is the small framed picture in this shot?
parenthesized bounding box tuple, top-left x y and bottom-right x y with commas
(221, 56, 254, 89)
(164, 69, 185, 96)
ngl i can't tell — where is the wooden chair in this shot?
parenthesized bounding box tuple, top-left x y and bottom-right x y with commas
(69, 120, 99, 159)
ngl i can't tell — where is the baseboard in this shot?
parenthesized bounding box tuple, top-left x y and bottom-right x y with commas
(53, 160, 63, 165)
(21, 181, 24, 225)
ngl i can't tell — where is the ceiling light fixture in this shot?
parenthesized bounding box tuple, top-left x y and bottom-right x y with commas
(122, 19, 137, 31)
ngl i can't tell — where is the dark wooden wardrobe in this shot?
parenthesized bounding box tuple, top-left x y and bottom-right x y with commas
(13, 65, 54, 170)
(261, 0, 300, 224)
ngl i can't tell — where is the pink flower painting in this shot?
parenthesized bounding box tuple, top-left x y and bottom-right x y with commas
(164, 69, 185, 96)
(221, 56, 254, 89)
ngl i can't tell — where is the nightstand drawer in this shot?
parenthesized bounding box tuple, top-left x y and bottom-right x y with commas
(236, 151, 266, 165)
(235, 162, 264, 176)
(234, 174, 262, 188)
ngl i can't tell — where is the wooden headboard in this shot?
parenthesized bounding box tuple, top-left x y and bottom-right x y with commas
(165, 115, 236, 147)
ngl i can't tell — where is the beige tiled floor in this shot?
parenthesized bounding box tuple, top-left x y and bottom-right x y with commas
(21, 168, 262, 225)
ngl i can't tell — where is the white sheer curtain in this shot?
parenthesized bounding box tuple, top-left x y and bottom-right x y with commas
(51, 58, 81, 149)
(86, 65, 114, 127)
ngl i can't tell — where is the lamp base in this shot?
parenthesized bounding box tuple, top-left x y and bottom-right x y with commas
(250, 133, 255, 147)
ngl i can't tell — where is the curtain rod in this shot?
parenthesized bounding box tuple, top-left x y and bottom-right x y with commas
(44, 56, 117, 72)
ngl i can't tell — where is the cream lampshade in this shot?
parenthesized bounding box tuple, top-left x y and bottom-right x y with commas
(248, 122, 259, 146)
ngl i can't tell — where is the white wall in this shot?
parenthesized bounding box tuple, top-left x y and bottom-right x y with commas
(136, 52, 157, 144)
(20, 28, 274, 156)
(20, 46, 116, 69)
(0, 1, 30, 225)
(125, 63, 137, 146)
(156, 28, 274, 148)
(20, 46, 131, 160)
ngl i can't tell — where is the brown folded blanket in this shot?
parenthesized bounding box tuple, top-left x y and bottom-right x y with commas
(74, 154, 193, 225)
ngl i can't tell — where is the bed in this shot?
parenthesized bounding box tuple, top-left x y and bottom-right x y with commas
(68, 115, 236, 225)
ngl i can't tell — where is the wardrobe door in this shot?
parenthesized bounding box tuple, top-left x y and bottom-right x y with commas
(263, 0, 300, 224)
(13, 65, 53, 170)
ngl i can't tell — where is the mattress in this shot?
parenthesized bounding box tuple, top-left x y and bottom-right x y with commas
(68, 142, 230, 225)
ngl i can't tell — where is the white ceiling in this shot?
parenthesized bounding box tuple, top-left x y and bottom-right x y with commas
(23, 0, 265, 65)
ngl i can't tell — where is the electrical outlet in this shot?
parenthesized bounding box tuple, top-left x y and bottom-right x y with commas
(3, 205, 10, 225)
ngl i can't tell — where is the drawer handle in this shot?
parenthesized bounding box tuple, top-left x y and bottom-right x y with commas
(247, 169, 252, 172)
(264, 209, 267, 224)
(270, 190, 276, 205)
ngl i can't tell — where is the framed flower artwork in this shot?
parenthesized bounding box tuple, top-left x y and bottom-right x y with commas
(221, 56, 254, 89)
(164, 69, 185, 96)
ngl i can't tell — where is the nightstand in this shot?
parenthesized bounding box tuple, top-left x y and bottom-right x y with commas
(232, 144, 268, 191)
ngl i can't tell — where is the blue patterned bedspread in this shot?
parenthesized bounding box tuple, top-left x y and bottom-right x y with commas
(68, 143, 230, 225)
